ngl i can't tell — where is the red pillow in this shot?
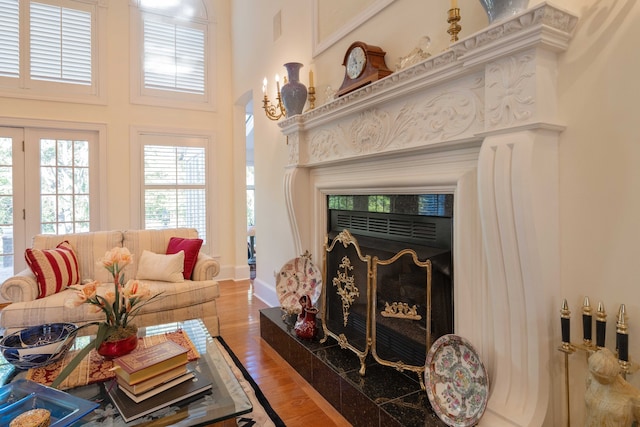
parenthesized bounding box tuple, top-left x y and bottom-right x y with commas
(166, 237, 203, 279)
(25, 241, 80, 298)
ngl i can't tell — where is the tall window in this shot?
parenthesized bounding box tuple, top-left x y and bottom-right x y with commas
(0, 125, 102, 281)
(0, 0, 105, 101)
(130, 0, 214, 110)
(140, 138, 208, 244)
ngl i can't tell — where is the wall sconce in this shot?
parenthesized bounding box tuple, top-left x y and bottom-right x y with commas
(262, 75, 286, 121)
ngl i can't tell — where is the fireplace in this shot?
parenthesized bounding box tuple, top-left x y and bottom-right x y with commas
(275, 5, 578, 426)
(323, 194, 454, 383)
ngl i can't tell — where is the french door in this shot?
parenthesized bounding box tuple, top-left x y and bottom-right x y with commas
(0, 126, 99, 283)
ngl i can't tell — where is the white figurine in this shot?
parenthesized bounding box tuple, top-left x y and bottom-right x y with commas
(584, 347, 640, 426)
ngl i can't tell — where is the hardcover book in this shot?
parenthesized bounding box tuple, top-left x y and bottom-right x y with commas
(120, 371, 195, 403)
(108, 368, 213, 423)
(116, 364, 189, 395)
(113, 340, 189, 385)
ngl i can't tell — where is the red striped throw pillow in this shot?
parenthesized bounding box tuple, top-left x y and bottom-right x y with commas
(25, 241, 80, 298)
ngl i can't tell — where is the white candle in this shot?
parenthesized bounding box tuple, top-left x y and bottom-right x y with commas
(262, 77, 267, 95)
(275, 74, 280, 91)
(309, 70, 314, 87)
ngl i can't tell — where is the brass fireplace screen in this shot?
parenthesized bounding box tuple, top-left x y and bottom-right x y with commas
(320, 229, 453, 389)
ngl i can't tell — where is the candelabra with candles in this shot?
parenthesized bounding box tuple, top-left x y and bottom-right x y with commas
(262, 75, 285, 121)
(558, 297, 638, 427)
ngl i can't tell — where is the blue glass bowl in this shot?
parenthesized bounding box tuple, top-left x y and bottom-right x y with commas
(0, 323, 78, 370)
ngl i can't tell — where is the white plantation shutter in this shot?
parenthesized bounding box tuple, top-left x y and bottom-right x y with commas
(0, 0, 19, 78)
(143, 145, 207, 242)
(142, 15, 205, 95)
(30, 2, 92, 85)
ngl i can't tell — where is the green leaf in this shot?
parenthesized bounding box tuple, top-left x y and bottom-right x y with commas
(51, 322, 106, 389)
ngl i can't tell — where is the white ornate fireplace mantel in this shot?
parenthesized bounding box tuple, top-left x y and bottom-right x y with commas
(278, 3, 578, 426)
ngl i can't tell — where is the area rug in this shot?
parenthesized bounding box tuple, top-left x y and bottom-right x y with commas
(216, 337, 286, 427)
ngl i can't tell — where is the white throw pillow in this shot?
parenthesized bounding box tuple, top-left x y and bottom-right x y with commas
(136, 250, 185, 282)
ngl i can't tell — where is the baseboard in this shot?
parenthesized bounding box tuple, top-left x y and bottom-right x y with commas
(252, 277, 279, 307)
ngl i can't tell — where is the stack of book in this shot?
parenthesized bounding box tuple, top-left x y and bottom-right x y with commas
(107, 340, 212, 422)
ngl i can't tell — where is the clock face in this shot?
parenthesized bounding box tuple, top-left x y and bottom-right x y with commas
(346, 46, 366, 79)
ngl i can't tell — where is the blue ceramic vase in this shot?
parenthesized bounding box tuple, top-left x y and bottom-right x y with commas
(281, 62, 307, 117)
(478, 0, 529, 23)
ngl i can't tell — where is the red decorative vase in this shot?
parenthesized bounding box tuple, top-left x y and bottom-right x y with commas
(295, 307, 318, 340)
(97, 333, 138, 358)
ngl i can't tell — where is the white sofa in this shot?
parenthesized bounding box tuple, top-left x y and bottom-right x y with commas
(0, 228, 221, 336)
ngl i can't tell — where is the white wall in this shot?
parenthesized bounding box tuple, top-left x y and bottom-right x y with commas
(232, 0, 640, 424)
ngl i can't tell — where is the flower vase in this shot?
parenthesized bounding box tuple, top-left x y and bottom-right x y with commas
(97, 326, 138, 358)
(280, 62, 307, 117)
(478, 0, 529, 23)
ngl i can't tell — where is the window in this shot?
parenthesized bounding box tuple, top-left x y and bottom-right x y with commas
(30, 1, 92, 85)
(130, 0, 215, 110)
(0, 0, 106, 102)
(143, 16, 204, 94)
(0, 124, 103, 281)
(39, 137, 91, 234)
(133, 130, 212, 249)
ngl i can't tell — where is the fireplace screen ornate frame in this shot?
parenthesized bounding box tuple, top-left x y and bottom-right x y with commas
(371, 249, 432, 389)
(320, 229, 372, 375)
(321, 229, 436, 387)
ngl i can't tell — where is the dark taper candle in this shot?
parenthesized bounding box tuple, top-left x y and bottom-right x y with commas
(617, 304, 628, 362)
(561, 299, 571, 344)
(582, 296, 592, 343)
(596, 302, 607, 348)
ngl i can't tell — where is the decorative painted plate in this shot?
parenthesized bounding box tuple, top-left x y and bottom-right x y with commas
(425, 334, 489, 427)
(276, 255, 322, 315)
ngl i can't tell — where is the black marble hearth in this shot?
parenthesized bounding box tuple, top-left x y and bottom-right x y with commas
(259, 307, 446, 427)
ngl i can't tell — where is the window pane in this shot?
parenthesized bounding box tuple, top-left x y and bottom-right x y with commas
(30, 2, 92, 85)
(74, 140, 89, 166)
(57, 139, 73, 166)
(0, 0, 19, 79)
(144, 189, 177, 229)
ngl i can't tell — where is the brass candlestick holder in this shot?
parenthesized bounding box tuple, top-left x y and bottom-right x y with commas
(262, 76, 286, 121)
(447, 8, 461, 43)
(306, 86, 316, 111)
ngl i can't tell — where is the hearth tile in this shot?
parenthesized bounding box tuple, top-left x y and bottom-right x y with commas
(311, 356, 342, 411)
(288, 338, 313, 382)
(314, 345, 363, 375)
(380, 391, 448, 427)
(340, 376, 380, 427)
(343, 362, 421, 403)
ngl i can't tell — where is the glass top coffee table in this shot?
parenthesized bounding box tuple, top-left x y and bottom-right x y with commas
(1, 319, 252, 426)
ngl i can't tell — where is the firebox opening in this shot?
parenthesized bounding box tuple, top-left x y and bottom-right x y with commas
(326, 194, 454, 367)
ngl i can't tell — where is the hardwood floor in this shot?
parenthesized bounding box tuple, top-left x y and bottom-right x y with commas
(216, 279, 351, 427)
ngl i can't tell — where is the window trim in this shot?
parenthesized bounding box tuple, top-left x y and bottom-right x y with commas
(0, 0, 107, 105)
(129, 0, 216, 111)
(130, 125, 217, 255)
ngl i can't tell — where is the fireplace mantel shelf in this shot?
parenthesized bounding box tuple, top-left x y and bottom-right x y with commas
(277, 3, 578, 427)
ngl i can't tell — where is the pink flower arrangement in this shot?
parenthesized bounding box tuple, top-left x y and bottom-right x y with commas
(54, 247, 162, 388)
(65, 247, 160, 330)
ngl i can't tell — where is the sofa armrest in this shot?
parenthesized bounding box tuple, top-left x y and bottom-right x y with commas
(0, 269, 39, 302)
(191, 253, 220, 280)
